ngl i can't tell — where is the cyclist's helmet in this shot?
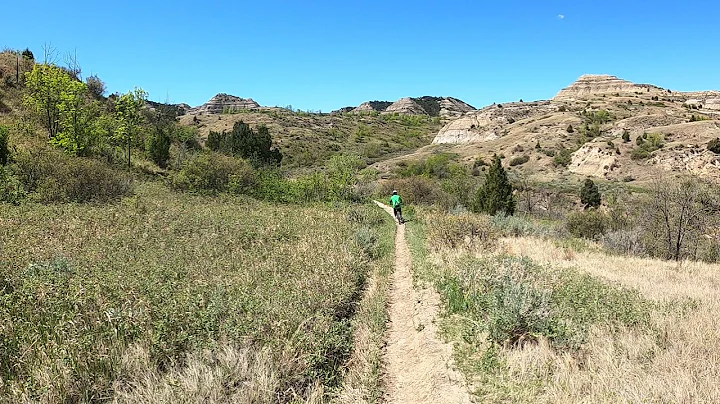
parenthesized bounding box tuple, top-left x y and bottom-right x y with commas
(392, 190, 398, 195)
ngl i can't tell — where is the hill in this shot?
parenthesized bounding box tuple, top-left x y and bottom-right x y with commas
(378, 74, 720, 185)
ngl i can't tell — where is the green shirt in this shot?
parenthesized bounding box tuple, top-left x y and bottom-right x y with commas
(390, 194, 402, 208)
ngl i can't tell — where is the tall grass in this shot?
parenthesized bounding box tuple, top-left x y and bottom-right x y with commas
(402, 210, 719, 402)
(0, 182, 393, 402)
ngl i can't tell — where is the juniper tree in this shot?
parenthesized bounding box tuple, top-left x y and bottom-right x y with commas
(473, 154, 515, 215)
(580, 178, 601, 209)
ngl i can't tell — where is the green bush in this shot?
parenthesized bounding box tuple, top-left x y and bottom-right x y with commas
(0, 125, 9, 165)
(172, 152, 254, 193)
(146, 127, 171, 168)
(566, 209, 608, 240)
(622, 130, 630, 142)
(553, 148, 572, 167)
(12, 148, 132, 202)
(580, 178, 601, 209)
(0, 166, 25, 204)
(707, 138, 720, 154)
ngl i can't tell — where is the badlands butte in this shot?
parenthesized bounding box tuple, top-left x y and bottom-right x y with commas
(180, 74, 720, 184)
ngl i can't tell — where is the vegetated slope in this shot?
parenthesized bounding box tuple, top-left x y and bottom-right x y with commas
(0, 182, 394, 402)
(178, 108, 443, 168)
(382, 74, 720, 185)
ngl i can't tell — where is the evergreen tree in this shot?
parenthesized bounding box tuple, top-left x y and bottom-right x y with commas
(206, 121, 282, 166)
(473, 154, 515, 215)
(580, 178, 601, 209)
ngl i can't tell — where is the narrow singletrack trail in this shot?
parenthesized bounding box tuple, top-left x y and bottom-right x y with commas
(374, 201, 472, 404)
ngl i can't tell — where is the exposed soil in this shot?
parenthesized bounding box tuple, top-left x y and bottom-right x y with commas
(374, 201, 472, 404)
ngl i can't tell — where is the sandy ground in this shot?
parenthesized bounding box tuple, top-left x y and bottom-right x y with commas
(374, 201, 472, 404)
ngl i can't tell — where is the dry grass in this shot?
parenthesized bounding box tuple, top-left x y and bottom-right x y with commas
(406, 207, 720, 403)
(497, 236, 720, 402)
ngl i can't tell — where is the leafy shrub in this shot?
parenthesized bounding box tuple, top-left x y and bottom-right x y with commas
(427, 213, 498, 251)
(566, 209, 608, 240)
(145, 127, 171, 168)
(553, 148, 572, 167)
(12, 148, 132, 202)
(508, 155, 529, 166)
(490, 214, 563, 238)
(708, 138, 720, 154)
(172, 152, 255, 193)
(0, 125, 9, 165)
(0, 166, 25, 204)
(622, 130, 630, 142)
(631, 133, 664, 160)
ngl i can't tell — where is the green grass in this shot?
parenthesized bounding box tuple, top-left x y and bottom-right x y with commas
(0, 182, 394, 402)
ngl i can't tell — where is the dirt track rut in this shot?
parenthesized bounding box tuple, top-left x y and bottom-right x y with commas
(374, 201, 471, 404)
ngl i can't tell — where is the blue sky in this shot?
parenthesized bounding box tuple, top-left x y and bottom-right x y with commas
(3, 0, 719, 111)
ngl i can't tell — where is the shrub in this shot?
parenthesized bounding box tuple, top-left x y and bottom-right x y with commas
(566, 209, 608, 240)
(12, 148, 132, 202)
(622, 130, 630, 142)
(0, 166, 25, 204)
(173, 152, 254, 193)
(146, 127, 171, 168)
(566, 124, 574, 133)
(553, 148, 572, 167)
(708, 138, 720, 154)
(508, 155, 529, 166)
(580, 178, 601, 209)
(0, 125, 8, 165)
(379, 176, 441, 205)
(427, 213, 498, 251)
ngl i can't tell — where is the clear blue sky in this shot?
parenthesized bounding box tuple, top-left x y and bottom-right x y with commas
(3, 0, 719, 111)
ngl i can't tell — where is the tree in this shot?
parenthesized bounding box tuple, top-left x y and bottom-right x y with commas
(145, 104, 175, 168)
(24, 63, 71, 139)
(622, 130, 630, 142)
(644, 178, 719, 261)
(85, 74, 106, 99)
(473, 154, 515, 215)
(207, 121, 282, 166)
(580, 178, 601, 209)
(114, 87, 147, 166)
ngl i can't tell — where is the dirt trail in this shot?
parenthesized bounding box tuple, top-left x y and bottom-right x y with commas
(374, 201, 472, 404)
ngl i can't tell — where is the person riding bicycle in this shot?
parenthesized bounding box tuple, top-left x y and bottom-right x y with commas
(390, 190, 404, 224)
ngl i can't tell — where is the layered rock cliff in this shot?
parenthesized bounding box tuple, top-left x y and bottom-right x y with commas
(188, 93, 260, 114)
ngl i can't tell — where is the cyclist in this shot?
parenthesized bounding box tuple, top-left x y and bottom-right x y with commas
(390, 190, 404, 224)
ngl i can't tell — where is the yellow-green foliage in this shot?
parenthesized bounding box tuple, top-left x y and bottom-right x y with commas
(0, 183, 393, 401)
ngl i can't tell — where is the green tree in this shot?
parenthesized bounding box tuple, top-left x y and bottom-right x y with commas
(207, 121, 282, 166)
(580, 178, 601, 209)
(473, 154, 515, 215)
(622, 130, 630, 142)
(53, 79, 101, 155)
(24, 63, 71, 139)
(114, 87, 147, 166)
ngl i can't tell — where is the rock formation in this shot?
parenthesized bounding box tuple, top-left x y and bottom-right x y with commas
(188, 93, 260, 114)
(554, 74, 664, 100)
(383, 97, 427, 115)
(568, 144, 619, 178)
(433, 101, 556, 144)
(439, 97, 475, 118)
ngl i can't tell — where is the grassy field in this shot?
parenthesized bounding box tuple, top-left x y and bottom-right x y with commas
(405, 208, 720, 403)
(0, 182, 394, 402)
